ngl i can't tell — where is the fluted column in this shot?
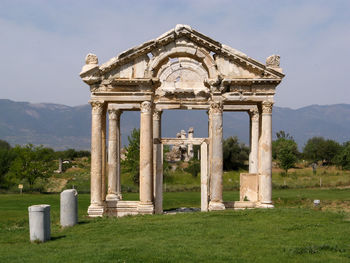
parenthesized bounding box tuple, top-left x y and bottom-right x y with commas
(209, 101, 225, 211)
(106, 109, 121, 201)
(249, 108, 259, 174)
(88, 101, 105, 217)
(138, 101, 154, 214)
(153, 109, 163, 214)
(258, 101, 274, 207)
(101, 107, 106, 201)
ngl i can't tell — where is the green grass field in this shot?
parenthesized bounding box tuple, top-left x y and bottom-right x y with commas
(1, 188, 350, 262)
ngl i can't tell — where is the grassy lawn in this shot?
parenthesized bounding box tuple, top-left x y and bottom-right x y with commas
(1, 189, 350, 262)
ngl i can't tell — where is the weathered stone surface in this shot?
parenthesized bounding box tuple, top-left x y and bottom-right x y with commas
(80, 25, 284, 217)
(60, 189, 78, 227)
(240, 173, 258, 202)
(28, 204, 51, 242)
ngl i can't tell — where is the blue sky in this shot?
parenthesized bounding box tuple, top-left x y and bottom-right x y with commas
(0, 0, 349, 108)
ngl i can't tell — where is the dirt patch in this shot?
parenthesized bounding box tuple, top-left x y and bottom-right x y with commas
(46, 177, 68, 192)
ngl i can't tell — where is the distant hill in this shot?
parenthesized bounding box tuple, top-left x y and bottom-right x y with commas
(0, 99, 349, 150)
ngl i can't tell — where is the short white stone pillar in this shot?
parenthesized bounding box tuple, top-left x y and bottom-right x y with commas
(28, 204, 51, 242)
(60, 189, 78, 227)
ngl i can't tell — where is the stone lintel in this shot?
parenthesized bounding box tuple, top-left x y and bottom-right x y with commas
(160, 138, 208, 145)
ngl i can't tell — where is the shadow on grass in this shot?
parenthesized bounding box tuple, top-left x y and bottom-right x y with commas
(50, 235, 66, 241)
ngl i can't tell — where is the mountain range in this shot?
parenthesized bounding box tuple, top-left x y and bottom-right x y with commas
(0, 99, 349, 150)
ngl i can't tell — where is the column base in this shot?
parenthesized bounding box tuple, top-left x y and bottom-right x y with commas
(87, 204, 105, 217)
(137, 203, 154, 215)
(208, 201, 226, 211)
(106, 193, 120, 201)
(256, 202, 274, 208)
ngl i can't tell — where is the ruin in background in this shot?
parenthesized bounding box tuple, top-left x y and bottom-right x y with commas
(80, 25, 284, 217)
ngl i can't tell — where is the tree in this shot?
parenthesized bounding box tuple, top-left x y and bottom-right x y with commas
(303, 137, 342, 164)
(122, 128, 140, 185)
(0, 139, 11, 151)
(0, 148, 16, 188)
(274, 138, 298, 174)
(184, 159, 200, 177)
(223, 136, 249, 171)
(8, 144, 55, 188)
(334, 142, 350, 170)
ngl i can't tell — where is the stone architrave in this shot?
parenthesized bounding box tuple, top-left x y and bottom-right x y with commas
(258, 101, 274, 207)
(209, 101, 225, 211)
(138, 101, 154, 214)
(106, 109, 121, 201)
(88, 101, 105, 217)
(249, 108, 259, 174)
(153, 109, 163, 214)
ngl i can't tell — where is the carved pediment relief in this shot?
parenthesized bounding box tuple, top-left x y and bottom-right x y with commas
(156, 57, 209, 97)
(80, 25, 285, 89)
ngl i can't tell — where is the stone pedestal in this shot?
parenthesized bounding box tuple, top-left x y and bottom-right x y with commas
(240, 173, 258, 202)
(88, 101, 105, 217)
(258, 101, 274, 207)
(209, 101, 225, 211)
(60, 189, 78, 227)
(28, 205, 51, 242)
(138, 101, 154, 214)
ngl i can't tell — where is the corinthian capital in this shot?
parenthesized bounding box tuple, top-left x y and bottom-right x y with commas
(262, 101, 273, 114)
(140, 101, 152, 113)
(153, 109, 162, 120)
(90, 101, 104, 114)
(108, 109, 121, 120)
(249, 108, 259, 121)
(209, 101, 223, 115)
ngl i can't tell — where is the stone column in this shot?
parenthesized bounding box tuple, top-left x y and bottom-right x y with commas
(209, 101, 225, 211)
(249, 108, 259, 174)
(153, 109, 163, 214)
(101, 107, 107, 201)
(88, 101, 105, 217)
(106, 109, 121, 201)
(188, 127, 194, 159)
(258, 101, 274, 207)
(138, 101, 154, 214)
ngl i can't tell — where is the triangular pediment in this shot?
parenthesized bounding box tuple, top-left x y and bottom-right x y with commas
(80, 25, 284, 86)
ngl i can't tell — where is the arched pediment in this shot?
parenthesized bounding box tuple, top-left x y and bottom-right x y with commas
(80, 24, 285, 95)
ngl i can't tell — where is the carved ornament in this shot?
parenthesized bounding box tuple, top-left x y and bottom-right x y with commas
(90, 101, 104, 114)
(266, 55, 280, 68)
(262, 101, 273, 114)
(85, 53, 98, 65)
(153, 109, 162, 120)
(108, 109, 121, 120)
(140, 101, 152, 113)
(249, 108, 259, 121)
(209, 101, 223, 114)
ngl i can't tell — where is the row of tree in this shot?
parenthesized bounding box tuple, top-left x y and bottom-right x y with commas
(273, 131, 350, 173)
(0, 140, 90, 189)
